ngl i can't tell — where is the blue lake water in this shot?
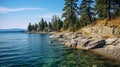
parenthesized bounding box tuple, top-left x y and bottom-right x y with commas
(0, 33, 120, 67)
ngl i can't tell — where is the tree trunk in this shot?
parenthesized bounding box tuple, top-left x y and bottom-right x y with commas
(107, 0, 111, 20)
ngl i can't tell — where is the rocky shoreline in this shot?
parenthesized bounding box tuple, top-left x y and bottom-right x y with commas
(49, 32, 120, 62)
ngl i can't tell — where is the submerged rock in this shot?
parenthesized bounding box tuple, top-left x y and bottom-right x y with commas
(49, 41, 53, 44)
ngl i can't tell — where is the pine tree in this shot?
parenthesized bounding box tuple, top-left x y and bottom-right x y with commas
(37, 22, 41, 31)
(40, 18, 45, 31)
(48, 22, 52, 29)
(62, 0, 78, 32)
(110, 0, 120, 17)
(79, 0, 94, 25)
(95, 0, 120, 20)
(28, 23, 32, 31)
(31, 25, 35, 31)
(51, 15, 59, 31)
(34, 23, 38, 31)
(56, 18, 63, 31)
(94, 0, 107, 19)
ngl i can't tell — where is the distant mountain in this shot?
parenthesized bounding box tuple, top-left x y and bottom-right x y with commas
(0, 28, 27, 33)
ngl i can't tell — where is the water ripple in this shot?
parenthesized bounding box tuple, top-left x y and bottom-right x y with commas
(0, 33, 120, 67)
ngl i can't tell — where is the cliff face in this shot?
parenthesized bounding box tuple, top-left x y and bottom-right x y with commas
(81, 26, 120, 38)
(80, 17, 120, 38)
(78, 17, 120, 61)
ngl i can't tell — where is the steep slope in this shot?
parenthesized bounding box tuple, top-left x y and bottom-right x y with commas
(80, 17, 120, 38)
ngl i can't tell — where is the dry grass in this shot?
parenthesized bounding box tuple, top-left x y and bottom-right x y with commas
(64, 16, 120, 33)
(102, 35, 110, 39)
(107, 17, 120, 29)
(94, 19, 108, 26)
(61, 28, 71, 33)
(80, 29, 90, 35)
(90, 16, 120, 30)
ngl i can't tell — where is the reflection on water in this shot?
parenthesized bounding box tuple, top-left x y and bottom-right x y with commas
(0, 33, 120, 67)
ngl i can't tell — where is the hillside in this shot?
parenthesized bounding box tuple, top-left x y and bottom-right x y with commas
(80, 17, 120, 38)
(94, 16, 120, 30)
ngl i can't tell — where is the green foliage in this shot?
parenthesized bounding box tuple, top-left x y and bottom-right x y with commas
(111, 0, 120, 17)
(31, 25, 35, 31)
(27, 15, 63, 32)
(62, 0, 78, 32)
(95, 0, 120, 20)
(51, 15, 63, 31)
(79, 0, 94, 25)
(94, 0, 107, 19)
(34, 23, 38, 31)
(27, 0, 120, 32)
(27, 23, 32, 31)
(48, 22, 52, 30)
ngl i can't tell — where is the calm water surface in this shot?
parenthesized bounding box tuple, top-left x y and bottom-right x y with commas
(0, 33, 120, 67)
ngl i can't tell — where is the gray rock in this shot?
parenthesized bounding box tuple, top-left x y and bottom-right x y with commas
(105, 38, 118, 45)
(58, 38, 63, 42)
(49, 41, 53, 43)
(82, 39, 106, 50)
(88, 39, 106, 49)
(105, 39, 120, 60)
(55, 34, 63, 38)
(49, 35, 54, 38)
(49, 34, 64, 39)
(105, 45, 115, 54)
(70, 39, 77, 48)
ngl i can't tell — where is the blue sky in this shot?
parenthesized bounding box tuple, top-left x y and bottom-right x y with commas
(0, 0, 64, 29)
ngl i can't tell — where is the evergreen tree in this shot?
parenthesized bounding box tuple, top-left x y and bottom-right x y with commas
(51, 15, 59, 31)
(107, 0, 111, 20)
(31, 25, 35, 31)
(28, 23, 32, 31)
(95, 0, 120, 20)
(34, 23, 38, 31)
(79, 0, 94, 25)
(40, 18, 45, 31)
(62, 0, 78, 32)
(44, 21, 48, 31)
(110, 0, 120, 17)
(48, 22, 52, 30)
(37, 22, 41, 31)
(94, 0, 107, 19)
(56, 18, 63, 31)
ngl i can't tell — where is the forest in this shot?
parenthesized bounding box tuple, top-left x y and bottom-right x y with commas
(27, 0, 120, 32)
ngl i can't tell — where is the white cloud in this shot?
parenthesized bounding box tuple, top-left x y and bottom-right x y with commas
(0, 7, 42, 13)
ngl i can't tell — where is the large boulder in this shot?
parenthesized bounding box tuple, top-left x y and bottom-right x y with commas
(84, 39, 106, 50)
(105, 39, 120, 60)
(70, 39, 77, 48)
(77, 38, 106, 50)
(105, 38, 118, 45)
(105, 45, 115, 54)
(81, 26, 120, 38)
(49, 33, 64, 39)
(49, 35, 54, 38)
